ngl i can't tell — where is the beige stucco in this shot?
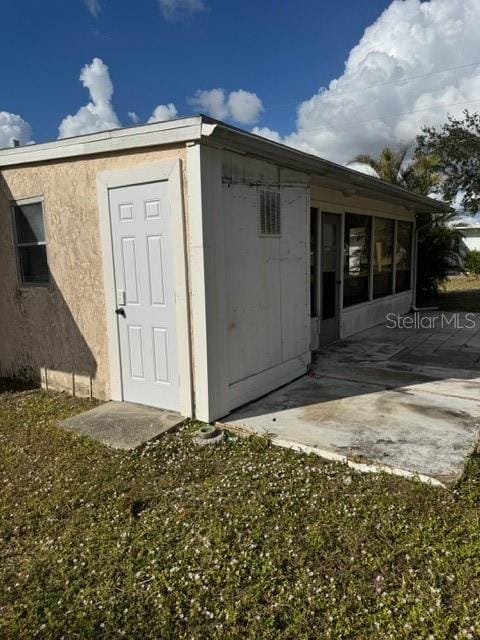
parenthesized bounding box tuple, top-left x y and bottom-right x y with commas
(0, 144, 186, 399)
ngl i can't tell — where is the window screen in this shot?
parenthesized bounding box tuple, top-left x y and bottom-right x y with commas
(396, 221, 413, 293)
(259, 189, 281, 236)
(373, 217, 394, 298)
(343, 213, 371, 307)
(12, 202, 49, 284)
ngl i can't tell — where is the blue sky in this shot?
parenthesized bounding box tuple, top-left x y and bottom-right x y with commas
(1, 0, 390, 141)
(1, 0, 478, 165)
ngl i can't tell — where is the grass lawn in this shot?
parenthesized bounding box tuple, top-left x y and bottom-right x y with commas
(439, 275, 480, 312)
(1, 384, 480, 639)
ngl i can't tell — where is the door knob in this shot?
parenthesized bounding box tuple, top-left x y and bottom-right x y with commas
(115, 308, 126, 317)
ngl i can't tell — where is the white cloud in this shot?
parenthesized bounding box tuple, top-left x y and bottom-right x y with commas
(251, 126, 282, 143)
(158, 0, 206, 21)
(189, 88, 263, 124)
(148, 103, 178, 123)
(128, 111, 140, 124)
(0, 112, 33, 149)
(84, 0, 100, 16)
(227, 90, 263, 125)
(276, 0, 480, 164)
(58, 58, 120, 139)
(189, 89, 228, 120)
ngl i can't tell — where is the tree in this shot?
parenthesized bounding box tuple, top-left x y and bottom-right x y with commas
(416, 110, 480, 213)
(415, 210, 461, 302)
(351, 144, 442, 195)
(402, 153, 443, 197)
(353, 145, 410, 185)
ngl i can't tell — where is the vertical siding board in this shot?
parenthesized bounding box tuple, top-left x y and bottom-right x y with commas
(224, 182, 282, 383)
(279, 187, 310, 362)
(221, 153, 310, 397)
(197, 146, 230, 420)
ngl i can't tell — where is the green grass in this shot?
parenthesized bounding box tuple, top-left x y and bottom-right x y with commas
(1, 385, 480, 639)
(439, 276, 480, 312)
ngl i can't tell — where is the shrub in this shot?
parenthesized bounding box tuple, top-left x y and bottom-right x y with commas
(416, 214, 462, 304)
(464, 249, 480, 274)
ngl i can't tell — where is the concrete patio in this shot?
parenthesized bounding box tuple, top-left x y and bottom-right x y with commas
(222, 311, 480, 485)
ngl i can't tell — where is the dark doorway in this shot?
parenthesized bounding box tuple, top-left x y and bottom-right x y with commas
(320, 212, 341, 345)
(310, 208, 319, 318)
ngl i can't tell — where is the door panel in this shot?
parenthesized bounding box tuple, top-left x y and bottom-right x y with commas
(122, 238, 139, 304)
(147, 236, 166, 305)
(128, 325, 145, 379)
(319, 213, 341, 345)
(109, 181, 180, 411)
(153, 327, 169, 383)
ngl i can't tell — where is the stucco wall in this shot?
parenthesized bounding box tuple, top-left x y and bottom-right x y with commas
(0, 145, 186, 398)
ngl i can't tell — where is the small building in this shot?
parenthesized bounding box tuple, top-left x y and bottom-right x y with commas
(455, 223, 480, 253)
(0, 116, 450, 422)
(448, 216, 480, 272)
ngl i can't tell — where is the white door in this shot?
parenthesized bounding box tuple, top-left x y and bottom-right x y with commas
(109, 181, 180, 411)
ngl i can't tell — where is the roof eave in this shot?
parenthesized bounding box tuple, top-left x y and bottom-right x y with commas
(202, 121, 452, 215)
(0, 113, 454, 215)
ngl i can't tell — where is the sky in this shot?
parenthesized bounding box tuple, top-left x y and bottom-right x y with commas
(1, 0, 480, 166)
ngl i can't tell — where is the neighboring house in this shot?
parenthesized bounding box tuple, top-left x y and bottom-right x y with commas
(449, 216, 480, 271)
(454, 223, 480, 253)
(0, 115, 450, 423)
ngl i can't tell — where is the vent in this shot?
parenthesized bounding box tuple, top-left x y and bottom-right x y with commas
(259, 189, 281, 236)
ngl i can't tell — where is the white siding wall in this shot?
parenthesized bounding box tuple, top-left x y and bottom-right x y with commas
(221, 151, 310, 412)
(225, 183, 283, 382)
(188, 146, 310, 422)
(463, 230, 480, 252)
(224, 180, 310, 385)
(189, 146, 310, 421)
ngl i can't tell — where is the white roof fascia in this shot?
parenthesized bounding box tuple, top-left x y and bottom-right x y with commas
(0, 116, 203, 168)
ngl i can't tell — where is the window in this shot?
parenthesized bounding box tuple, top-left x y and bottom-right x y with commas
(373, 217, 394, 298)
(259, 189, 281, 236)
(395, 221, 413, 293)
(343, 213, 371, 307)
(12, 201, 49, 285)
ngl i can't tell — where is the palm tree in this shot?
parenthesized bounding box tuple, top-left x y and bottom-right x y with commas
(351, 144, 442, 196)
(402, 153, 443, 197)
(352, 145, 411, 186)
